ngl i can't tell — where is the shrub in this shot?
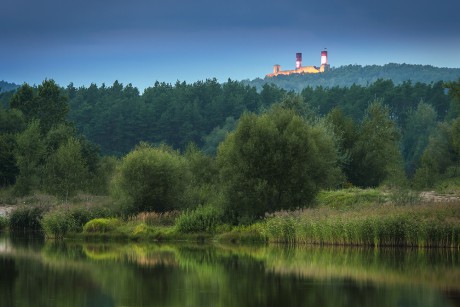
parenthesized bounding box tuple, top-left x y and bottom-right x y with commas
(176, 205, 223, 233)
(41, 204, 114, 238)
(83, 218, 121, 233)
(0, 216, 7, 231)
(9, 205, 50, 233)
(111, 143, 188, 215)
(41, 210, 76, 239)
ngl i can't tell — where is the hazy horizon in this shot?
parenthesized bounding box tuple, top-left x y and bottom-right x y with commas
(2, 0, 460, 91)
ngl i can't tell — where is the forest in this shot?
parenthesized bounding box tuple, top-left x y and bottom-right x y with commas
(0, 76, 459, 231)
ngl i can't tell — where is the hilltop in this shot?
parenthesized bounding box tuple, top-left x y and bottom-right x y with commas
(244, 63, 460, 92)
(0, 80, 19, 93)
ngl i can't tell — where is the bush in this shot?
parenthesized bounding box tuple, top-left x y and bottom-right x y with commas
(83, 218, 121, 233)
(41, 210, 76, 239)
(176, 205, 223, 233)
(0, 216, 7, 231)
(9, 205, 50, 233)
(111, 143, 188, 215)
(40, 204, 114, 238)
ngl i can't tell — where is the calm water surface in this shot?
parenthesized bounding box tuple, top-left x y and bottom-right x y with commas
(0, 234, 459, 307)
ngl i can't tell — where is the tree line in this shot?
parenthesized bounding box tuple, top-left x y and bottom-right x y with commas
(0, 78, 459, 222)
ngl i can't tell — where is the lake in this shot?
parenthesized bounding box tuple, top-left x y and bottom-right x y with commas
(0, 234, 459, 307)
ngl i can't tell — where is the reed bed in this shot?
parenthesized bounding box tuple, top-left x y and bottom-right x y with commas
(261, 203, 460, 248)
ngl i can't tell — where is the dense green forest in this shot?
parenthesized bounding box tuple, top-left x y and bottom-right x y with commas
(1, 77, 460, 223)
(245, 63, 460, 92)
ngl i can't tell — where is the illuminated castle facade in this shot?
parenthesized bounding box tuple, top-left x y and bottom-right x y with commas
(266, 50, 330, 77)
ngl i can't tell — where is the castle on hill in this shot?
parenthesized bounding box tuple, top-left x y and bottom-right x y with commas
(266, 50, 330, 77)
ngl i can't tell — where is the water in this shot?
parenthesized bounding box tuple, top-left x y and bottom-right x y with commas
(0, 234, 459, 307)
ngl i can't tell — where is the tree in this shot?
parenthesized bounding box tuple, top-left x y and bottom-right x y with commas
(349, 101, 404, 187)
(10, 80, 68, 133)
(217, 107, 341, 223)
(325, 107, 358, 183)
(14, 120, 45, 195)
(43, 137, 88, 200)
(111, 143, 188, 214)
(402, 102, 438, 176)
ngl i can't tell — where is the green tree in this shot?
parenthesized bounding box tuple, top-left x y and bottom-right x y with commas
(217, 107, 341, 223)
(10, 80, 68, 133)
(349, 101, 404, 187)
(43, 137, 88, 200)
(111, 143, 188, 214)
(325, 107, 358, 184)
(402, 102, 438, 176)
(14, 120, 45, 195)
(183, 143, 219, 208)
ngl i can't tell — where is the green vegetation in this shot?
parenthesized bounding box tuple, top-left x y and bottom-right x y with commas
(8, 205, 50, 233)
(0, 76, 459, 248)
(262, 204, 459, 247)
(217, 106, 341, 222)
(83, 218, 121, 233)
(0, 215, 7, 231)
(176, 205, 224, 233)
(111, 143, 188, 215)
(315, 188, 387, 209)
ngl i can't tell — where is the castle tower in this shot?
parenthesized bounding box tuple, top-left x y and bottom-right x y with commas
(296, 53, 302, 69)
(321, 50, 328, 65)
(273, 64, 281, 75)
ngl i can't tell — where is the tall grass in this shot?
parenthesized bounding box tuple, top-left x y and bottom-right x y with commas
(130, 211, 181, 227)
(261, 203, 460, 247)
(176, 205, 223, 233)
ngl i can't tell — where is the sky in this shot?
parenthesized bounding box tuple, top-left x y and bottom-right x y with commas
(2, 0, 460, 91)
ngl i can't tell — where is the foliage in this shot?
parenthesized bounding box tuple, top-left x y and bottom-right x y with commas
(182, 143, 219, 209)
(176, 205, 223, 233)
(111, 143, 188, 215)
(41, 210, 76, 239)
(43, 137, 89, 200)
(413, 118, 460, 188)
(348, 101, 404, 187)
(0, 215, 7, 231)
(41, 205, 113, 238)
(8, 205, 50, 233)
(10, 80, 68, 133)
(217, 106, 342, 222)
(402, 102, 438, 176)
(83, 218, 121, 233)
(13, 120, 45, 195)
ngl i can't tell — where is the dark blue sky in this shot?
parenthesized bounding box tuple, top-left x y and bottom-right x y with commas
(2, 0, 460, 90)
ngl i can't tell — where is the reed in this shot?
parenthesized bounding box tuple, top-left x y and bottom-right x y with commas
(261, 203, 460, 248)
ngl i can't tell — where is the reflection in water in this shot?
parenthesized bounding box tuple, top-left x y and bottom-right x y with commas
(0, 235, 458, 307)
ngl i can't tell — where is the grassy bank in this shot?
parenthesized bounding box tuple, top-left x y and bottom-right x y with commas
(261, 203, 459, 247)
(2, 189, 460, 248)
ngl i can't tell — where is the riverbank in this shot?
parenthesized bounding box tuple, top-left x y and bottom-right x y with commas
(63, 202, 460, 248)
(2, 188, 459, 248)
